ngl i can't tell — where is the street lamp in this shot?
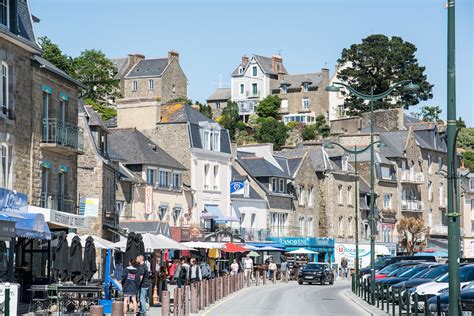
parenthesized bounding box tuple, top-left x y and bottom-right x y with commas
(324, 140, 382, 290)
(326, 80, 419, 305)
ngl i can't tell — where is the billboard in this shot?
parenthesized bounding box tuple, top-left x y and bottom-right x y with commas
(0, 189, 28, 212)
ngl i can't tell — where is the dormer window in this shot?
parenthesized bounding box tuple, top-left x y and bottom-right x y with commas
(200, 126, 220, 152)
(239, 67, 243, 74)
(252, 66, 257, 77)
(342, 155, 349, 171)
(0, 0, 8, 27)
(281, 84, 288, 94)
(303, 82, 309, 92)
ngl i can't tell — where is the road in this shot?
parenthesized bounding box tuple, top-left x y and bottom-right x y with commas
(202, 279, 369, 316)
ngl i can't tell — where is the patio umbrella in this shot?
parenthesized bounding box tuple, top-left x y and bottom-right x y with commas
(137, 233, 145, 257)
(248, 251, 260, 257)
(83, 236, 97, 282)
(286, 248, 318, 255)
(257, 246, 285, 252)
(53, 231, 69, 281)
(222, 242, 247, 253)
(114, 233, 194, 252)
(123, 232, 140, 266)
(182, 241, 225, 249)
(47, 233, 116, 249)
(69, 235, 84, 284)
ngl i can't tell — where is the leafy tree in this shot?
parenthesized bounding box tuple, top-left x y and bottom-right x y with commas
(463, 150, 474, 171)
(458, 128, 474, 150)
(85, 98, 117, 121)
(337, 34, 433, 115)
(194, 101, 212, 119)
(254, 117, 288, 150)
(397, 216, 427, 255)
(73, 49, 120, 103)
(217, 101, 242, 140)
(457, 117, 466, 128)
(256, 95, 281, 118)
(413, 105, 442, 122)
(38, 37, 75, 75)
(168, 97, 193, 105)
(301, 115, 330, 140)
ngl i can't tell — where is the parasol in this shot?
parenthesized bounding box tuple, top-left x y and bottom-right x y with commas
(222, 242, 247, 253)
(53, 231, 69, 281)
(248, 251, 260, 257)
(114, 233, 194, 252)
(286, 248, 318, 254)
(69, 235, 84, 284)
(83, 236, 97, 282)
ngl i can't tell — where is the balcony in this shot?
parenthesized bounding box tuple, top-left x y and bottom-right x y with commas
(237, 100, 256, 115)
(430, 225, 448, 236)
(40, 192, 76, 214)
(238, 228, 270, 241)
(246, 90, 260, 98)
(401, 200, 424, 212)
(401, 172, 424, 184)
(41, 118, 84, 155)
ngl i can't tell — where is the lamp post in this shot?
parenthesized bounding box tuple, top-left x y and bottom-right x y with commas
(324, 141, 382, 289)
(326, 80, 419, 305)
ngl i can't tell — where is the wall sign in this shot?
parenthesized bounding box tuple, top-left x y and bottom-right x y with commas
(145, 186, 153, 215)
(0, 189, 28, 212)
(230, 181, 245, 194)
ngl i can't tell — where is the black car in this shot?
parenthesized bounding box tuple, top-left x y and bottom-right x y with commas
(359, 255, 436, 277)
(298, 262, 334, 285)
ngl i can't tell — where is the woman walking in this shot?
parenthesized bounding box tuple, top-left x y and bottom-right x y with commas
(122, 259, 140, 315)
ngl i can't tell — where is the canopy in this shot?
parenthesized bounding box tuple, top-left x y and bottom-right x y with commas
(45, 233, 116, 249)
(248, 251, 260, 257)
(222, 242, 247, 253)
(257, 246, 285, 252)
(202, 205, 228, 222)
(113, 233, 194, 251)
(243, 244, 259, 250)
(182, 241, 224, 249)
(0, 211, 51, 240)
(286, 248, 318, 254)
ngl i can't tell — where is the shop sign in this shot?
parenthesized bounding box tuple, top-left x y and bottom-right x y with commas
(145, 186, 153, 215)
(230, 181, 245, 194)
(79, 198, 99, 217)
(0, 189, 28, 212)
(268, 237, 334, 248)
(51, 210, 89, 229)
(180, 226, 204, 242)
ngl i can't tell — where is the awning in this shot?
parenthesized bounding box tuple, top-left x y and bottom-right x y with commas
(222, 242, 247, 253)
(202, 205, 228, 221)
(245, 242, 286, 250)
(0, 211, 51, 240)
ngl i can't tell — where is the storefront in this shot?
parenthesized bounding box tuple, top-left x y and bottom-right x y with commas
(267, 237, 335, 262)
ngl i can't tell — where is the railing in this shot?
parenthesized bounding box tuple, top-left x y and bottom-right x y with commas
(246, 90, 260, 98)
(237, 101, 256, 115)
(40, 192, 76, 214)
(42, 118, 84, 152)
(400, 172, 424, 183)
(239, 228, 270, 241)
(401, 200, 424, 212)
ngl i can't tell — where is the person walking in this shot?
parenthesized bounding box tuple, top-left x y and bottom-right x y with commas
(341, 257, 348, 279)
(122, 259, 140, 315)
(174, 257, 189, 288)
(189, 258, 202, 283)
(230, 259, 239, 276)
(243, 255, 253, 282)
(280, 257, 288, 282)
(136, 255, 150, 315)
(268, 260, 277, 280)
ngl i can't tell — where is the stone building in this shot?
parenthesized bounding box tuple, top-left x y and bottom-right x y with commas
(270, 70, 330, 125)
(206, 88, 231, 119)
(77, 106, 118, 239)
(112, 51, 188, 130)
(461, 171, 474, 257)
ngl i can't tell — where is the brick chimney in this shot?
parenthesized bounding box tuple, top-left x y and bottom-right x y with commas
(271, 54, 283, 74)
(242, 55, 249, 66)
(127, 53, 145, 67)
(321, 68, 330, 80)
(168, 50, 179, 64)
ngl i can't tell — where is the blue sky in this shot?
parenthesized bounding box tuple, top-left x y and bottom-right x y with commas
(30, 0, 473, 126)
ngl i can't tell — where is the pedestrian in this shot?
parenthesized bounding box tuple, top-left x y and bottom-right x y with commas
(174, 257, 189, 288)
(280, 257, 288, 282)
(136, 255, 150, 315)
(243, 255, 253, 282)
(189, 258, 202, 283)
(200, 260, 211, 280)
(268, 260, 277, 280)
(341, 257, 348, 279)
(169, 259, 179, 283)
(230, 259, 239, 276)
(122, 259, 140, 315)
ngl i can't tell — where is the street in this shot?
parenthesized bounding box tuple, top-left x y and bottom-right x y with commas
(202, 280, 369, 316)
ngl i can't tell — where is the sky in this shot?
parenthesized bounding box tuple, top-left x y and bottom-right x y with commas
(30, 0, 473, 126)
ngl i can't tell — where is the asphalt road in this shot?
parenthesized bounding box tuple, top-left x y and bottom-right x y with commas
(202, 279, 370, 316)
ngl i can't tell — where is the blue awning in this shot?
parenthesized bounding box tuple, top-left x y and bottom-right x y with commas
(0, 211, 51, 240)
(245, 242, 286, 250)
(202, 205, 228, 222)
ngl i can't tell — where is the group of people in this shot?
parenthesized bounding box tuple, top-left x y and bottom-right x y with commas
(121, 255, 151, 315)
(169, 257, 206, 288)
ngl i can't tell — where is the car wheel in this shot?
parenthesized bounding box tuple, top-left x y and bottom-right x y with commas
(330, 277, 334, 285)
(298, 281, 302, 285)
(320, 277, 325, 285)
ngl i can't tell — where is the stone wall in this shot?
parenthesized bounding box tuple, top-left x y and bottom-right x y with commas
(360, 108, 405, 132)
(160, 58, 187, 103)
(123, 77, 162, 100)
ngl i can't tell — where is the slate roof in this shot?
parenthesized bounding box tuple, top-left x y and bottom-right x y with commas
(207, 88, 231, 102)
(111, 57, 129, 79)
(237, 153, 292, 179)
(287, 157, 303, 177)
(231, 167, 263, 200)
(231, 54, 288, 77)
(379, 131, 409, 158)
(83, 106, 108, 131)
(0, 1, 40, 51)
(32, 56, 85, 88)
(271, 73, 323, 90)
(126, 58, 169, 78)
(413, 129, 447, 152)
(359, 178, 370, 194)
(108, 128, 185, 170)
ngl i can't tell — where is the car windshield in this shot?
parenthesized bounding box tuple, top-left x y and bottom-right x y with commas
(422, 266, 448, 279)
(374, 257, 392, 268)
(304, 264, 324, 270)
(379, 264, 402, 275)
(437, 266, 474, 283)
(400, 266, 427, 278)
(388, 266, 414, 277)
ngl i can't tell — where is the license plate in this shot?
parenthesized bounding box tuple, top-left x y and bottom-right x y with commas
(304, 276, 313, 279)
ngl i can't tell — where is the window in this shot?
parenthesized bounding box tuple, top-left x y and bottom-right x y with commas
(303, 82, 309, 92)
(159, 169, 171, 188)
(410, 160, 415, 178)
(347, 186, 352, 205)
(401, 160, 406, 174)
(441, 209, 448, 226)
(438, 157, 443, 174)
(428, 208, 433, 226)
(428, 181, 433, 201)
(271, 178, 277, 192)
(439, 182, 444, 203)
(252, 83, 258, 96)
(0, 62, 7, 117)
(307, 217, 313, 236)
(383, 193, 391, 209)
(281, 84, 288, 94)
(41, 166, 49, 197)
(341, 155, 349, 171)
(238, 67, 243, 74)
(148, 79, 155, 90)
(252, 66, 257, 76)
(471, 199, 474, 214)
(240, 84, 244, 95)
(99, 131, 107, 156)
(213, 165, 219, 190)
(210, 131, 220, 151)
(131, 80, 138, 92)
(381, 166, 391, 180)
(204, 164, 210, 189)
(471, 180, 474, 190)
(338, 216, 344, 236)
(308, 187, 314, 207)
(428, 154, 433, 174)
(172, 172, 181, 190)
(300, 188, 307, 205)
(348, 217, 353, 236)
(281, 99, 288, 109)
(42, 91, 51, 120)
(338, 185, 343, 204)
(244, 181, 250, 198)
(58, 172, 66, 211)
(302, 97, 310, 110)
(299, 217, 305, 236)
(146, 168, 156, 185)
(58, 99, 66, 122)
(0, 0, 7, 27)
(279, 179, 285, 193)
(0, 144, 8, 188)
(172, 85, 176, 93)
(215, 101, 221, 109)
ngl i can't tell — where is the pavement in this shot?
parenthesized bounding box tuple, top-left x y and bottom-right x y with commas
(198, 279, 372, 316)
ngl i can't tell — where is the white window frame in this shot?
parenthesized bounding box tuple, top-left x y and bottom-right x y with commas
(1, 143, 8, 188)
(302, 97, 310, 110)
(238, 66, 243, 74)
(0, 0, 8, 28)
(213, 165, 219, 190)
(428, 181, 433, 201)
(158, 169, 171, 189)
(428, 154, 433, 174)
(271, 177, 277, 192)
(204, 164, 210, 189)
(148, 79, 155, 90)
(303, 82, 309, 92)
(438, 157, 443, 174)
(347, 186, 352, 205)
(280, 99, 288, 109)
(252, 66, 257, 77)
(172, 171, 181, 190)
(307, 217, 313, 236)
(308, 187, 314, 207)
(252, 83, 258, 96)
(338, 185, 343, 205)
(239, 84, 244, 95)
(348, 217, 353, 236)
(383, 193, 391, 209)
(0, 61, 8, 117)
(132, 80, 138, 92)
(299, 216, 305, 236)
(381, 166, 392, 180)
(146, 167, 157, 185)
(278, 179, 285, 193)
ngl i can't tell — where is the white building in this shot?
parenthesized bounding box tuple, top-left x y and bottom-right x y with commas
(328, 63, 349, 121)
(462, 171, 474, 257)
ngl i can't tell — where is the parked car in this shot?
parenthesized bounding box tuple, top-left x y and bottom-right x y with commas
(411, 264, 474, 312)
(298, 262, 335, 285)
(427, 281, 474, 314)
(375, 261, 424, 280)
(359, 255, 436, 277)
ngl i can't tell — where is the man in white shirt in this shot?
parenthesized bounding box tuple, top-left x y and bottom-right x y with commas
(230, 259, 239, 276)
(244, 255, 254, 281)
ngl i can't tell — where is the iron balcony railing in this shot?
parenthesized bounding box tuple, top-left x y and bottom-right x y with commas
(246, 90, 260, 98)
(401, 172, 424, 183)
(238, 228, 270, 241)
(401, 200, 424, 212)
(42, 118, 84, 152)
(40, 192, 76, 214)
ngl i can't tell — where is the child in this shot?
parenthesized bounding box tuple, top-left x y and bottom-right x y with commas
(122, 259, 140, 314)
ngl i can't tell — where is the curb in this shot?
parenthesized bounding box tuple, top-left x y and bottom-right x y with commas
(343, 289, 387, 316)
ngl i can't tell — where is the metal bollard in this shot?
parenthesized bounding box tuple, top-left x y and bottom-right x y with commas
(4, 283, 9, 316)
(406, 292, 411, 316)
(162, 291, 170, 316)
(376, 283, 380, 308)
(436, 295, 441, 316)
(414, 293, 418, 316)
(112, 300, 124, 316)
(392, 290, 395, 316)
(386, 284, 389, 313)
(399, 290, 403, 316)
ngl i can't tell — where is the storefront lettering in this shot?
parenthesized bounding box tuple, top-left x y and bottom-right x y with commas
(52, 211, 88, 229)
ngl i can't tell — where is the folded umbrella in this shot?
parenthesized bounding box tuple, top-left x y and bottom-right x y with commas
(53, 231, 69, 281)
(83, 236, 97, 282)
(69, 235, 84, 284)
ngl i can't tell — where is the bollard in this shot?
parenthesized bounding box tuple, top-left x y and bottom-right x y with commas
(220, 277, 224, 299)
(205, 280, 209, 307)
(112, 300, 124, 316)
(190, 284, 198, 313)
(376, 283, 380, 308)
(436, 295, 441, 316)
(217, 277, 221, 300)
(247, 273, 250, 287)
(4, 283, 9, 316)
(386, 284, 389, 313)
(227, 275, 230, 295)
(364, 279, 367, 302)
(399, 290, 403, 316)
(256, 271, 260, 286)
(284, 270, 288, 283)
(425, 295, 429, 316)
(407, 292, 411, 316)
(392, 290, 395, 316)
(263, 271, 267, 285)
(90, 305, 103, 316)
(185, 285, 191, 316)
(173, 288, 179, 316)
(272, 271, 276, 284)
(209, 278, 214, 305)
(414, 293, 418, 316)
(162, 291, 170, 316)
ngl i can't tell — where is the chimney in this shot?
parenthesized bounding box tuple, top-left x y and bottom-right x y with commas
(242, 55, 249, 66)
(127, 53, 145, 67)
(272, 54, 283, 74)
(168, 50, 179, 64)
(321, 68, 330, 80)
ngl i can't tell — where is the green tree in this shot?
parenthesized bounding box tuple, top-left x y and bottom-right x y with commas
(337, 34, 433, 115)
(254, 117, 288, 150)
(413, 105, 442, 122)
(217, 101, 242, 140)
(256, 95, 281, 118)
(301, 115, 330, 140)
(85, 98, 117, 121)
(168, 97, 193, 105)
(194, 101, 212, 119)
(39, 37, 75, 75)
(457, 117, 466, 128)
(463, 151, 474, 171)
(73, 49, 120, 103)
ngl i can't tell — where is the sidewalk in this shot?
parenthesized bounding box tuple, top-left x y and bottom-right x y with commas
(343, 289, 387, 316)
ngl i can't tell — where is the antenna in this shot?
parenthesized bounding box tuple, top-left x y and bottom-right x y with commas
(211, 74, 230, 88)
